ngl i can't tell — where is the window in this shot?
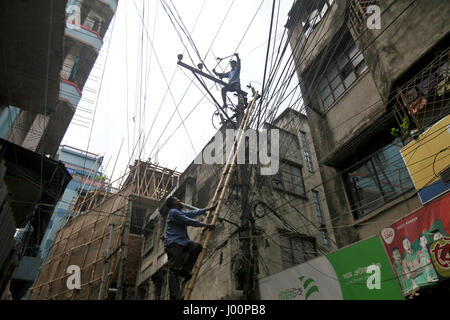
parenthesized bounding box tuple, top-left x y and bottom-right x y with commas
(301, 0, 335, 39)
(273, 162, 306, 197)
(348, 0, 379, 36)
(300, 132, 314, 173)
(312, 190, 324, 225)
(320, 231, 329, 246)
(279, 231, 316, 269)
(318, 44, 368, 110)
(312, 190, 328, 246)
(344, 141, 414, 220)
(130, 206, 146, 235)
(143, 220, 156, 252)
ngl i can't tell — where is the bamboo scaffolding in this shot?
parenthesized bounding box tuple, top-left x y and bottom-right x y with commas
(184, 93, 259, 300)
(29, 160, 178, 300)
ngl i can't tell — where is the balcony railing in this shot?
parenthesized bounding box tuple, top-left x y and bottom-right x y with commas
(59, 78, 82, 110)
(65, 20, 103, 53)
(393, 48, 450, 132)
(348, 0, 378, 37)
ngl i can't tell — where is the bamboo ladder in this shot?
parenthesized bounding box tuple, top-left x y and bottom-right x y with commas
(183, 91, 260, 300)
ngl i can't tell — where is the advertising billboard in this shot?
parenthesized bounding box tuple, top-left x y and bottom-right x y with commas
(400, 115, 449, 204)
(259, 236, 403, 300)
(380, 193, 450, 294)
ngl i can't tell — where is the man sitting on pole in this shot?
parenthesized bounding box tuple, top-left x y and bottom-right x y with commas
(213, 53, 241, 109)
(163, 196, 216, 300)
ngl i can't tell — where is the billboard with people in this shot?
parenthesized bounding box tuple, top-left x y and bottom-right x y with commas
(380, 193, 450, 294)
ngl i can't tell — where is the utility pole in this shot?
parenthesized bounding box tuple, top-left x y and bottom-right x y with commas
(176, 55, 260, 299)
(236, 95, 258, 300)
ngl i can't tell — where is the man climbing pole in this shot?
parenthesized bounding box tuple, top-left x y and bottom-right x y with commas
(213, 53, 241, 109)
(163, 196, 216, 300)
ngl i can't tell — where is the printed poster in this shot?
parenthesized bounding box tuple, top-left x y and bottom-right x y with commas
(380, 192, 450, 295)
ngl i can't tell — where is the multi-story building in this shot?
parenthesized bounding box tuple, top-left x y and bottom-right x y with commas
(28, 160, 180, 300)
(0, 0, 118, 157)
(0, 0, 118, 299)
(135, 108, 336, 300)
(0, 1, 72, 300)
(285, 0, 449, 296)
(39, 145, 105, 261)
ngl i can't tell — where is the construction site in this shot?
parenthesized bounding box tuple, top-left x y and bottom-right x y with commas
(1, 0, 449, 307)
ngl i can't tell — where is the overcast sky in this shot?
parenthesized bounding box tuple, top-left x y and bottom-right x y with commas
(61, 0, 297, 185)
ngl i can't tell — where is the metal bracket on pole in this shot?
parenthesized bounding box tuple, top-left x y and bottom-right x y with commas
(177, 56, 249, 129)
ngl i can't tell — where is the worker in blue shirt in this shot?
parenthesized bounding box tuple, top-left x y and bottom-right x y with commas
(213, 53, 241, 109)
(163, 196, 216, 300)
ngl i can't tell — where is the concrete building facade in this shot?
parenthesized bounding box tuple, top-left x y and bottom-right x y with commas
(135, 108, 337, 300)
(0, 0, 118, 157)
(285, 0, 449, 246)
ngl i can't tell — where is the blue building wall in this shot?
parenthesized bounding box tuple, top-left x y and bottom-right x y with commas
(39, 146, 104, 260)
(0, 106, 21, 138)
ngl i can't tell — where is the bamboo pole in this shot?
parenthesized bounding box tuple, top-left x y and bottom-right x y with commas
(184, 93, 259, 300)
(98, 223, 115, 300)
(116, 197, 132, 300)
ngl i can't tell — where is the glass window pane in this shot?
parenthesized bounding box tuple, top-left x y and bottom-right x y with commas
(320, 85, 331, 99)
(344, 71, 357, 88)
(309, 9, 321, 27)
(355, 61, 368, 75)
(276, 163, 305, 196)
(312, 191, 324, 225)
(346, 161, 384, 218)
(374, 142, 414, 201)
(337, 54, 349, 71)
(319, 78, 329, 91)
(305, 27, 312, 38)
(328, 66, 339, 81)
(333, 84, 345, 98)
(323, 94, 334, 109)
(330, 74, 342, 90)
(348, 45, 359, 60)
(351, 52, 364, 68)
(344, 139, 414, 219)
(320, 3, 329, 17)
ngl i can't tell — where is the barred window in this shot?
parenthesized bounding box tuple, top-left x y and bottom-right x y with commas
(301, 0, 336, 39)
(273, 162, 306, 197)
(300, 132, 314, 173)
(312, 190, 324, 225)
(279, 231, 316, 269)
(348, 0, 379, 37)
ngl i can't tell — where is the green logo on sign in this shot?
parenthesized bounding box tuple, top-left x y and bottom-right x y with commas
(299, 276, 319, 300)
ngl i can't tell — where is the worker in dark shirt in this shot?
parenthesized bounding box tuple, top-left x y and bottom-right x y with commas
(163, 196, 216, 300)
(213, 53, 241, 108)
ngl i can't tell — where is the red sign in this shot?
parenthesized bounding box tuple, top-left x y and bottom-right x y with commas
(380, 193, 450, 294)
(428, 236, 450, 279)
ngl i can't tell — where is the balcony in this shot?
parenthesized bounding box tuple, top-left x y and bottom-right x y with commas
(65, 20, 103, 53)
(347, 0, 378, 37)
(59, 78, 82, 111)
(99, 0, 118, 13)
(393, 47, 449, 132)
